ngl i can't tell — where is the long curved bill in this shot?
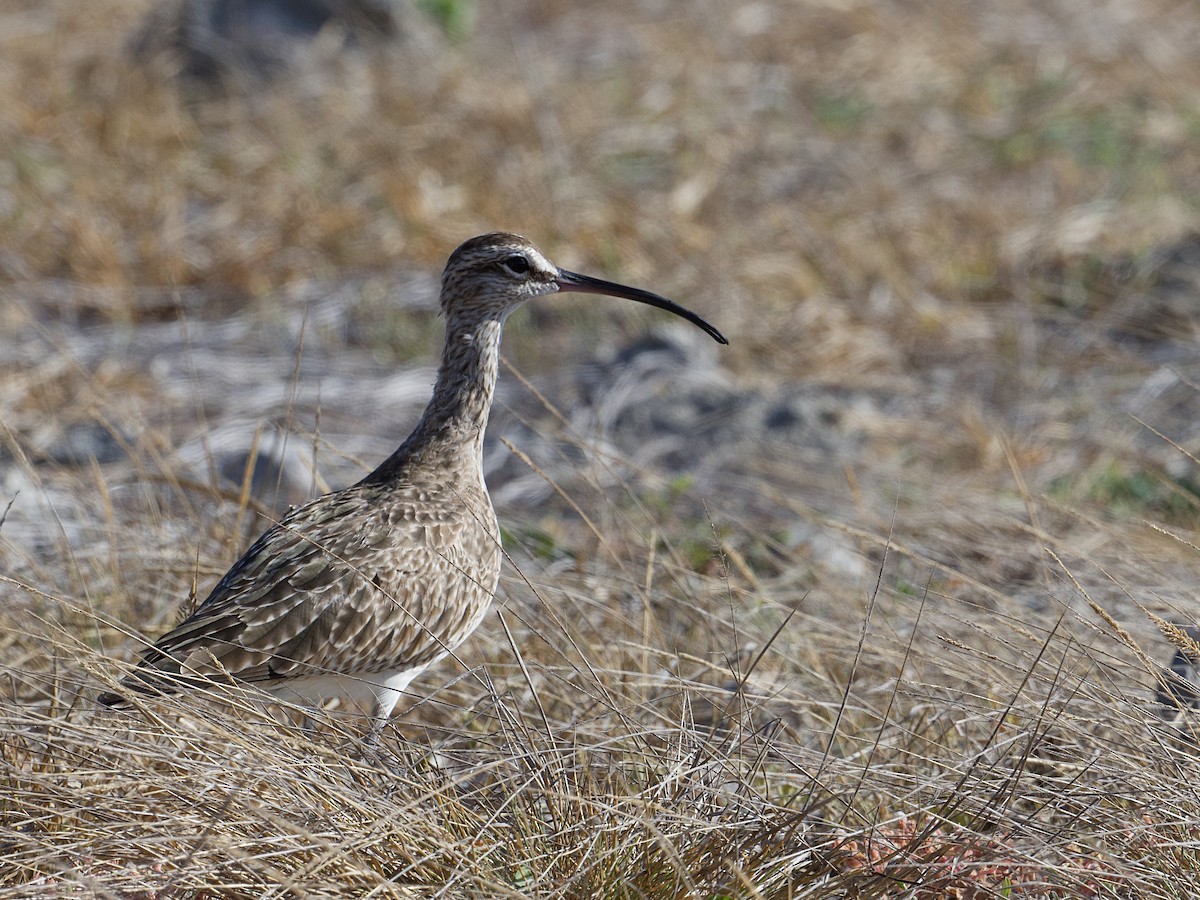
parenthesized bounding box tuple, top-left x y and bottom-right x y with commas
(555, 269, 728, 345)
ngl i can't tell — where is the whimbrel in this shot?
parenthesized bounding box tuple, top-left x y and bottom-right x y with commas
(99, 233, 727, 739)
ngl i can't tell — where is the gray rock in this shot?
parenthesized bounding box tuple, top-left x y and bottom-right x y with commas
(42, 422, 129, 467)
(131, 0, 409, 83)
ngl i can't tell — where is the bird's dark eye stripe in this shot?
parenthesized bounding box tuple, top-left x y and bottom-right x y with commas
(501, 255, 530, 275)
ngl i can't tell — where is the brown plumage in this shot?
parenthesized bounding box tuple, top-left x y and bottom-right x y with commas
(99, 232, 727, 737)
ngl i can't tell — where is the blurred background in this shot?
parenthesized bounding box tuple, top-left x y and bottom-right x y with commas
(6, 0, 1200, 893)
(4, 0, 1199, 627)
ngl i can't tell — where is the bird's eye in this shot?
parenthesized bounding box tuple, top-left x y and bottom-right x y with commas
(500, 255, 531, 276)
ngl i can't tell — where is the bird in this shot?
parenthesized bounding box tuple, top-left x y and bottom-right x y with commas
(98, 232, 728, 741)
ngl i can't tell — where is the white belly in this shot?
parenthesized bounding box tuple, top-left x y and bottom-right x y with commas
(261, 663, 432, 720)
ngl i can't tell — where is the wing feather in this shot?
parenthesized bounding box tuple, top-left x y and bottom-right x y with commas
(120, 479, 500, 696)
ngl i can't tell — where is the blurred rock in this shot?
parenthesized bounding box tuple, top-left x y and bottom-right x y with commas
(486, 323, 885, 518)
(131, 0, 408, 83)
(40, 421, 129, 467)
(215, 443, 311, 513)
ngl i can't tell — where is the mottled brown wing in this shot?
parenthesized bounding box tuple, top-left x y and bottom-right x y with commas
(118, 480, 499, 695)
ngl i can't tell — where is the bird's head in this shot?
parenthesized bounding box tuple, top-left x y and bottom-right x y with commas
(440, 232, 728, 344)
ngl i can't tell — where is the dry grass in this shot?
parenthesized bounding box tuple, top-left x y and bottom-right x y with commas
(6, 0, 1200, 896)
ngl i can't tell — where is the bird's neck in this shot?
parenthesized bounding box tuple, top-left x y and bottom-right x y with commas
(361, 314, 505, 485)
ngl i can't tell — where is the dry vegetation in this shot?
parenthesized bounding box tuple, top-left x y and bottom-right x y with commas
(5, 0, 1200, 896)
